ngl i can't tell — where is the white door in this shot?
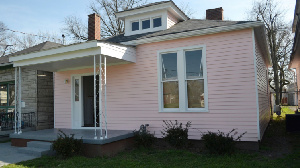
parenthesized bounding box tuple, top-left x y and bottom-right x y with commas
(72, 76, 82, 128)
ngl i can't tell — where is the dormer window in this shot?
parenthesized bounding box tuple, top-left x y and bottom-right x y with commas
(142, 19, 150, 29)
(153, 17, 162, 28)
(116, 1, 188, 36)
(132, 21, 139, 31)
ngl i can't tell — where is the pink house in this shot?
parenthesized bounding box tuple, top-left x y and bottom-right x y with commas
(9, 1, 271, 149)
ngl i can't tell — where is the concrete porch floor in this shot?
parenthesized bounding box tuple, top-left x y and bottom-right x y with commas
(9, 128, 134, 145)
(9, 128, 135, 157)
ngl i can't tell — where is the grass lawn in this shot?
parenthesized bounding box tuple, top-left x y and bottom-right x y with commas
(3, 148, 300, 168)
(273, 106, 296, 120)
(4, 106, 300, 168)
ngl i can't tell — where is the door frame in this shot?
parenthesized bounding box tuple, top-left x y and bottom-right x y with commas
(71, 72, 96, 129)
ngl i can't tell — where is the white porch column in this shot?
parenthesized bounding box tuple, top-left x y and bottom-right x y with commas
(99, 54, 103, 139)
(14, 67, 17, 134)
(94, 55, 97, 139)
(104, 56, 107, 138)
(18, 67, 22, 134)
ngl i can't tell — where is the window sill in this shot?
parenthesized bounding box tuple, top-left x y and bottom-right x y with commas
(159, 109, 209, 113)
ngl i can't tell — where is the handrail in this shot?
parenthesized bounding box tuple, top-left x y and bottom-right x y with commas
(0, 112, 35, 131)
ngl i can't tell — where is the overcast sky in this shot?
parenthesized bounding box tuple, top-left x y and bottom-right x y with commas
(0, 0, 296, 37)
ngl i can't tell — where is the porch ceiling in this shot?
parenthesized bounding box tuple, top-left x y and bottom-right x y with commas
(9, 40, 136, 72)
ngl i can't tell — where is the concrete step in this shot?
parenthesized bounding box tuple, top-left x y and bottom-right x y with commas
(27, 141, 52, 150)
(17, 147, 54, 157)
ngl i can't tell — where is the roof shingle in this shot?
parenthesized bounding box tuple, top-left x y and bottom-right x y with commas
(105, 19, 255, 44)
(0, 41, 62, 64)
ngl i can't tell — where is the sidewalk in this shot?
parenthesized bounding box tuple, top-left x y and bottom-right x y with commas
(0, 142, 39, 167)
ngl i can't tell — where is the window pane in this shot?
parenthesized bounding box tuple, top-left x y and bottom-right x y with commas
(9, 84, 15, 106)
(161, 53, 177, 80)
(75, 79, 79, 101)
(163, 81, 179, 108)
(0, 108, 6, 113)
(187, 79, 204, 108)
(142, 19, 150, 29)
(132, 21, 139, 31)
(0, 85, 7, 106)
(153, 17, 162, 28)
(185, 50, 203, 79)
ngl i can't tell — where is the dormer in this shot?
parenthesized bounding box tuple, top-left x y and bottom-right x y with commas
(116, 1, 188, 36)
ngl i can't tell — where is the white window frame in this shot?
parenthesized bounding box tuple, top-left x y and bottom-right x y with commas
(141, 18, 151, 30)
(157, 45, 208, 113)
(131, 20, 139, 31)
(153, 16, 162, 28)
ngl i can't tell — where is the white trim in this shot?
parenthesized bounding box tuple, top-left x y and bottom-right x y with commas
(157, 45, 208, 113)
(10, 41, 99, 62)
(116, 1, 188, 21)
(122, 22, 264, 45)
(10, 42, 136, 72)
(252, 29, 261, 141)
(124, 10, 166, 36)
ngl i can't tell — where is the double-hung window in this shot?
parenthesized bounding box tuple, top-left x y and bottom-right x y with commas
(0, 81, 15, 113)
(158, 45, 208, 112)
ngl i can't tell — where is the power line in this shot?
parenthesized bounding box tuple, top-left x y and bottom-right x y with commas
(0, 28, 62, 41)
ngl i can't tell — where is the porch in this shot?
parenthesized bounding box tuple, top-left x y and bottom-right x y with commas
(10, 128, 134, 157)
(9, 40, 136, 139)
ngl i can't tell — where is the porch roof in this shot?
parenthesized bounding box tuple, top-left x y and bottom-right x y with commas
(9, 40, 136, 72)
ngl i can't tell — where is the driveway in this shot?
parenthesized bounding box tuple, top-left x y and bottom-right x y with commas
(0, 142, 38, 167)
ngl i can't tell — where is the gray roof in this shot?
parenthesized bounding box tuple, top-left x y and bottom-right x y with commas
(0, 41, 62, 64)
(105, 19, 255, 44)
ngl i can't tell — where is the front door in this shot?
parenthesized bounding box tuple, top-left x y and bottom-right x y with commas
(72, 76, 82, 128)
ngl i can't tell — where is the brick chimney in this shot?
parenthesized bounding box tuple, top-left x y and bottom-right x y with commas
(88, 13, 101, 40)
(206, 7, 223, 20)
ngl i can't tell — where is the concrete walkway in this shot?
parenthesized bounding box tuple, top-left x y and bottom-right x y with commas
(0, 142, 39, 167)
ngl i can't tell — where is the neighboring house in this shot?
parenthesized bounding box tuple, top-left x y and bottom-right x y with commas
(290, 0, 300, 106)
(9, 1, 271, 144)
(0, 41, 61, 131)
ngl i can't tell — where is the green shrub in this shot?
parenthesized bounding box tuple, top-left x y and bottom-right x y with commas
(52, 130, 83, 159)
(201, 129, 246, 155)
(161, 120, 191, 148)
(133, 124, 156, 148)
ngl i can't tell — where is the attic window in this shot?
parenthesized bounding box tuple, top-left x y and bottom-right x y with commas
(132, 21, 139, 31)
(153, 17, 162, 28)
(142, 19, 150, 29)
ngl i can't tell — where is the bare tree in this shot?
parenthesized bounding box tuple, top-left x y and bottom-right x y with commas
(63, 0, 148, 41)
(63, 0, 195, 42)
(248, 0, 293, 105)
(178, 2, 195, 19)
(7, 32, 62, 54)
(1, 22, 62, 56)
(63, 16, 88, 42)
(0, 21, 12, 56)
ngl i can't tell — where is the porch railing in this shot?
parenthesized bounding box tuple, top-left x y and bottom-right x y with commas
(0, 112, 35, 131)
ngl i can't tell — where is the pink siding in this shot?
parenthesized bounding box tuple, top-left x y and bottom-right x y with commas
(297, 68, 300, 105)
(167, 12, 178, 28)
(255, 36, 271, 140)
(54, 28, 260, 141)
